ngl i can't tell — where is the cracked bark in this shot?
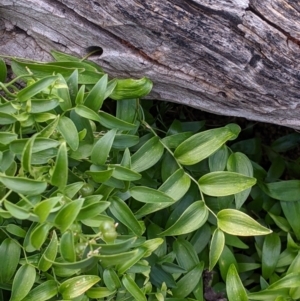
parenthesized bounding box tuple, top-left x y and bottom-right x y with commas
(1, 0, 300, 128)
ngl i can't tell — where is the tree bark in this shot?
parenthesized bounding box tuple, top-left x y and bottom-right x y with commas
(1, 0, 300, 128)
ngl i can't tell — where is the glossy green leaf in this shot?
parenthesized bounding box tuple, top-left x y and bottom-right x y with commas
(0, 112, 17, 125)
(226, 264, 248, 301)
(30, 223, 51, 250)
(4, 200, 30, 220)
(227, 152, 253, 209)
(110, 77, 153, 100)
(30, 98, 59, 113)
(281, 201, 300, 240)
(218, 209, 272, 236)
(199, 171, 256, 197)
(50, 142, 68, 190)
(103, 268, 122, 291)
(33, 196, 61, 223)
(162, 132, 193, 149)
(75, 105, 101, 122)
(173, 239, 199, 271)
(209, 228, 225, 271)
(130, 186, 175, 203)
(171, 262, 204, 298)
(0, 238, 21, 283)
(135, 169, 191, 218)
(57, 116, 79, 151)
(99, 111, 137, 130)
(122, 274, 147, 301)
(21, 133, 38, 175)
(17, 75, 58, 102)
(262, 180, 300, 202)
(39, 117, 60, 138)
(6, 224, 26, 238)
(59, 275, 100, 299)
(66, 69, 78, 104)
(131, 136, 164, 172)
(0, 133, 18, 145)
(160, 201, 208, 236)
(91, 129, 117, 165)
(219, 245, 238, 281)
(0, 58, 7, 82)
(53, 74, 72, 111)
(209, 145, 229, 172)
(91, 237, 137, 255)
(86, 287, 116, 299)
(86, 168, 114, 183)
(112, 134, 139, 149)
(174, 124, 240, 165)
(38, 231, 58, 272)
(59, 230, 76, 262)
(54, 198, 84, 232)
(247, 289, 289, 300)
(47, 255, 98, 270)
(84, 74, 107, 111)
(76, 201, 110, 220)
(10, 264, 36, 301)
(109, 164, 141, 181)
(262, 232, 281, 279)
(21, 280, 58, 301)
(267, 272, 300, 290)
(109, 196, 143, 235)
(0, 174, 47, 195)
(10, 138, 59, 154)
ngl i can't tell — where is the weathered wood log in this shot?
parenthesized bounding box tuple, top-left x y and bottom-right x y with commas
(1, 0, 300, 128)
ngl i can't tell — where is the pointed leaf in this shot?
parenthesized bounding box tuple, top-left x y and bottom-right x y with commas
(0, 58, 7, 82)
(209, 228, 225, 271)
(103, 268, 122, 291)
(226, 264, 248, 301)
(0, 238, 21, 283)
(30, 223, 51, 250)
(99, 111, 137, 130)
(60, 230, 76, 262)
(0, 175, 47, 195)
(38, 231, 58, 272)
(84, 74, 107, 111)
(262, 232, 281, 279)
(174, 124, 240, 165)
(54, 198, 84, 232)
(0, 133, 18, 145)
(174, 239, 199, 271)
(218, 209, 272, 236)
(4, 200, 30, 220)
(267, 272, 300, 290)
(57, 116, 79, 151)
(91, 129, 117, 165)
(10, 264, 36, 301)
(199, 171, 256, 197)
(21, 280, 58, 301)
(263, 180, 300, 202)
(109, 196, 143, 236)
(122, 274, 147, 301)
(50, 142, 68, 190)
(17, 76, 58, 102)
(131, 136, 164, 172)
(159, 201, 208, 236)
(130, 186, 175, 203)
(59, 275, 100, 299)
(75, 105, 101, 122)
(209, 145, 229, 172)
(21, 133, 38, 175)
(33, 197, 61, 223)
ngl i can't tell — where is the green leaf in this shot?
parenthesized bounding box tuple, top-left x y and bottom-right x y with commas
(209, 228, 225, 271)
(109, 196, 143, 236)
(109, 165, 141, 181)
(57, 116, 79, 151)
(209, 145, 229, 172)
(103, 268, 122, 291)
(162, 132, 193, 149)
(171, 262, 204, 298)
(4, 200, 30, 220)
(226, 264, 248, 301)
(33, 196, 61, 223)
(47, 256, 98, 270)
(271, 133, 300, 152)
(0, 238, 21, 283)
(17, 75, 58, 102)
(110, 77, 153, 100)
(21, 133, 38, 175)
(130, 186, 175, 203)
(50, 142, 68, 190)
(0, 112, 17, 125)
(30, 223, 51, 250)
(75, 105, 101, 123)
(198, 171, 256, 197)
(0, 174, 47, 195)
(59, 275, 100, 299)
(10, 264, 36, 301)
(30, 98, 60, 113)
(91, 237, 137, 255)
(160, 201, 208, 236)
(112, 134, 139, 149)
(99, 111, 137, 130)
(60, 230, 76, 262)
(54, 198, 84, 232)
(122, 274, 147, 301)
(281, 201, 300, 240)
(218, 245, 238, 281)
(131, 136, 164, 172)
(262, 180, 300, 202)
(6, 224, 27, 238)
(227, 152, 253, 209)
(217, 209, 272, 236)
(174, 124, 241, 165)
(10, 138, 59, 154)
(0, 133, 18, 145)
(53, 74, 72, 111)
(262, 232, 281, 279)
(174, 239, 199, 271)
(21, 280, 58, 301)
(267, 272, 300, 290)
(91, 129, 117, 165)
(86, 287, 116, 299)
(38, 231, 58, 272)
(84, 74, 107, 111)
(0, 58, 7, 82)
(76, 201, 110, 220)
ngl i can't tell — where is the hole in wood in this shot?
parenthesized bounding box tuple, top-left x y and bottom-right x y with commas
(85, 46, 103, 57)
